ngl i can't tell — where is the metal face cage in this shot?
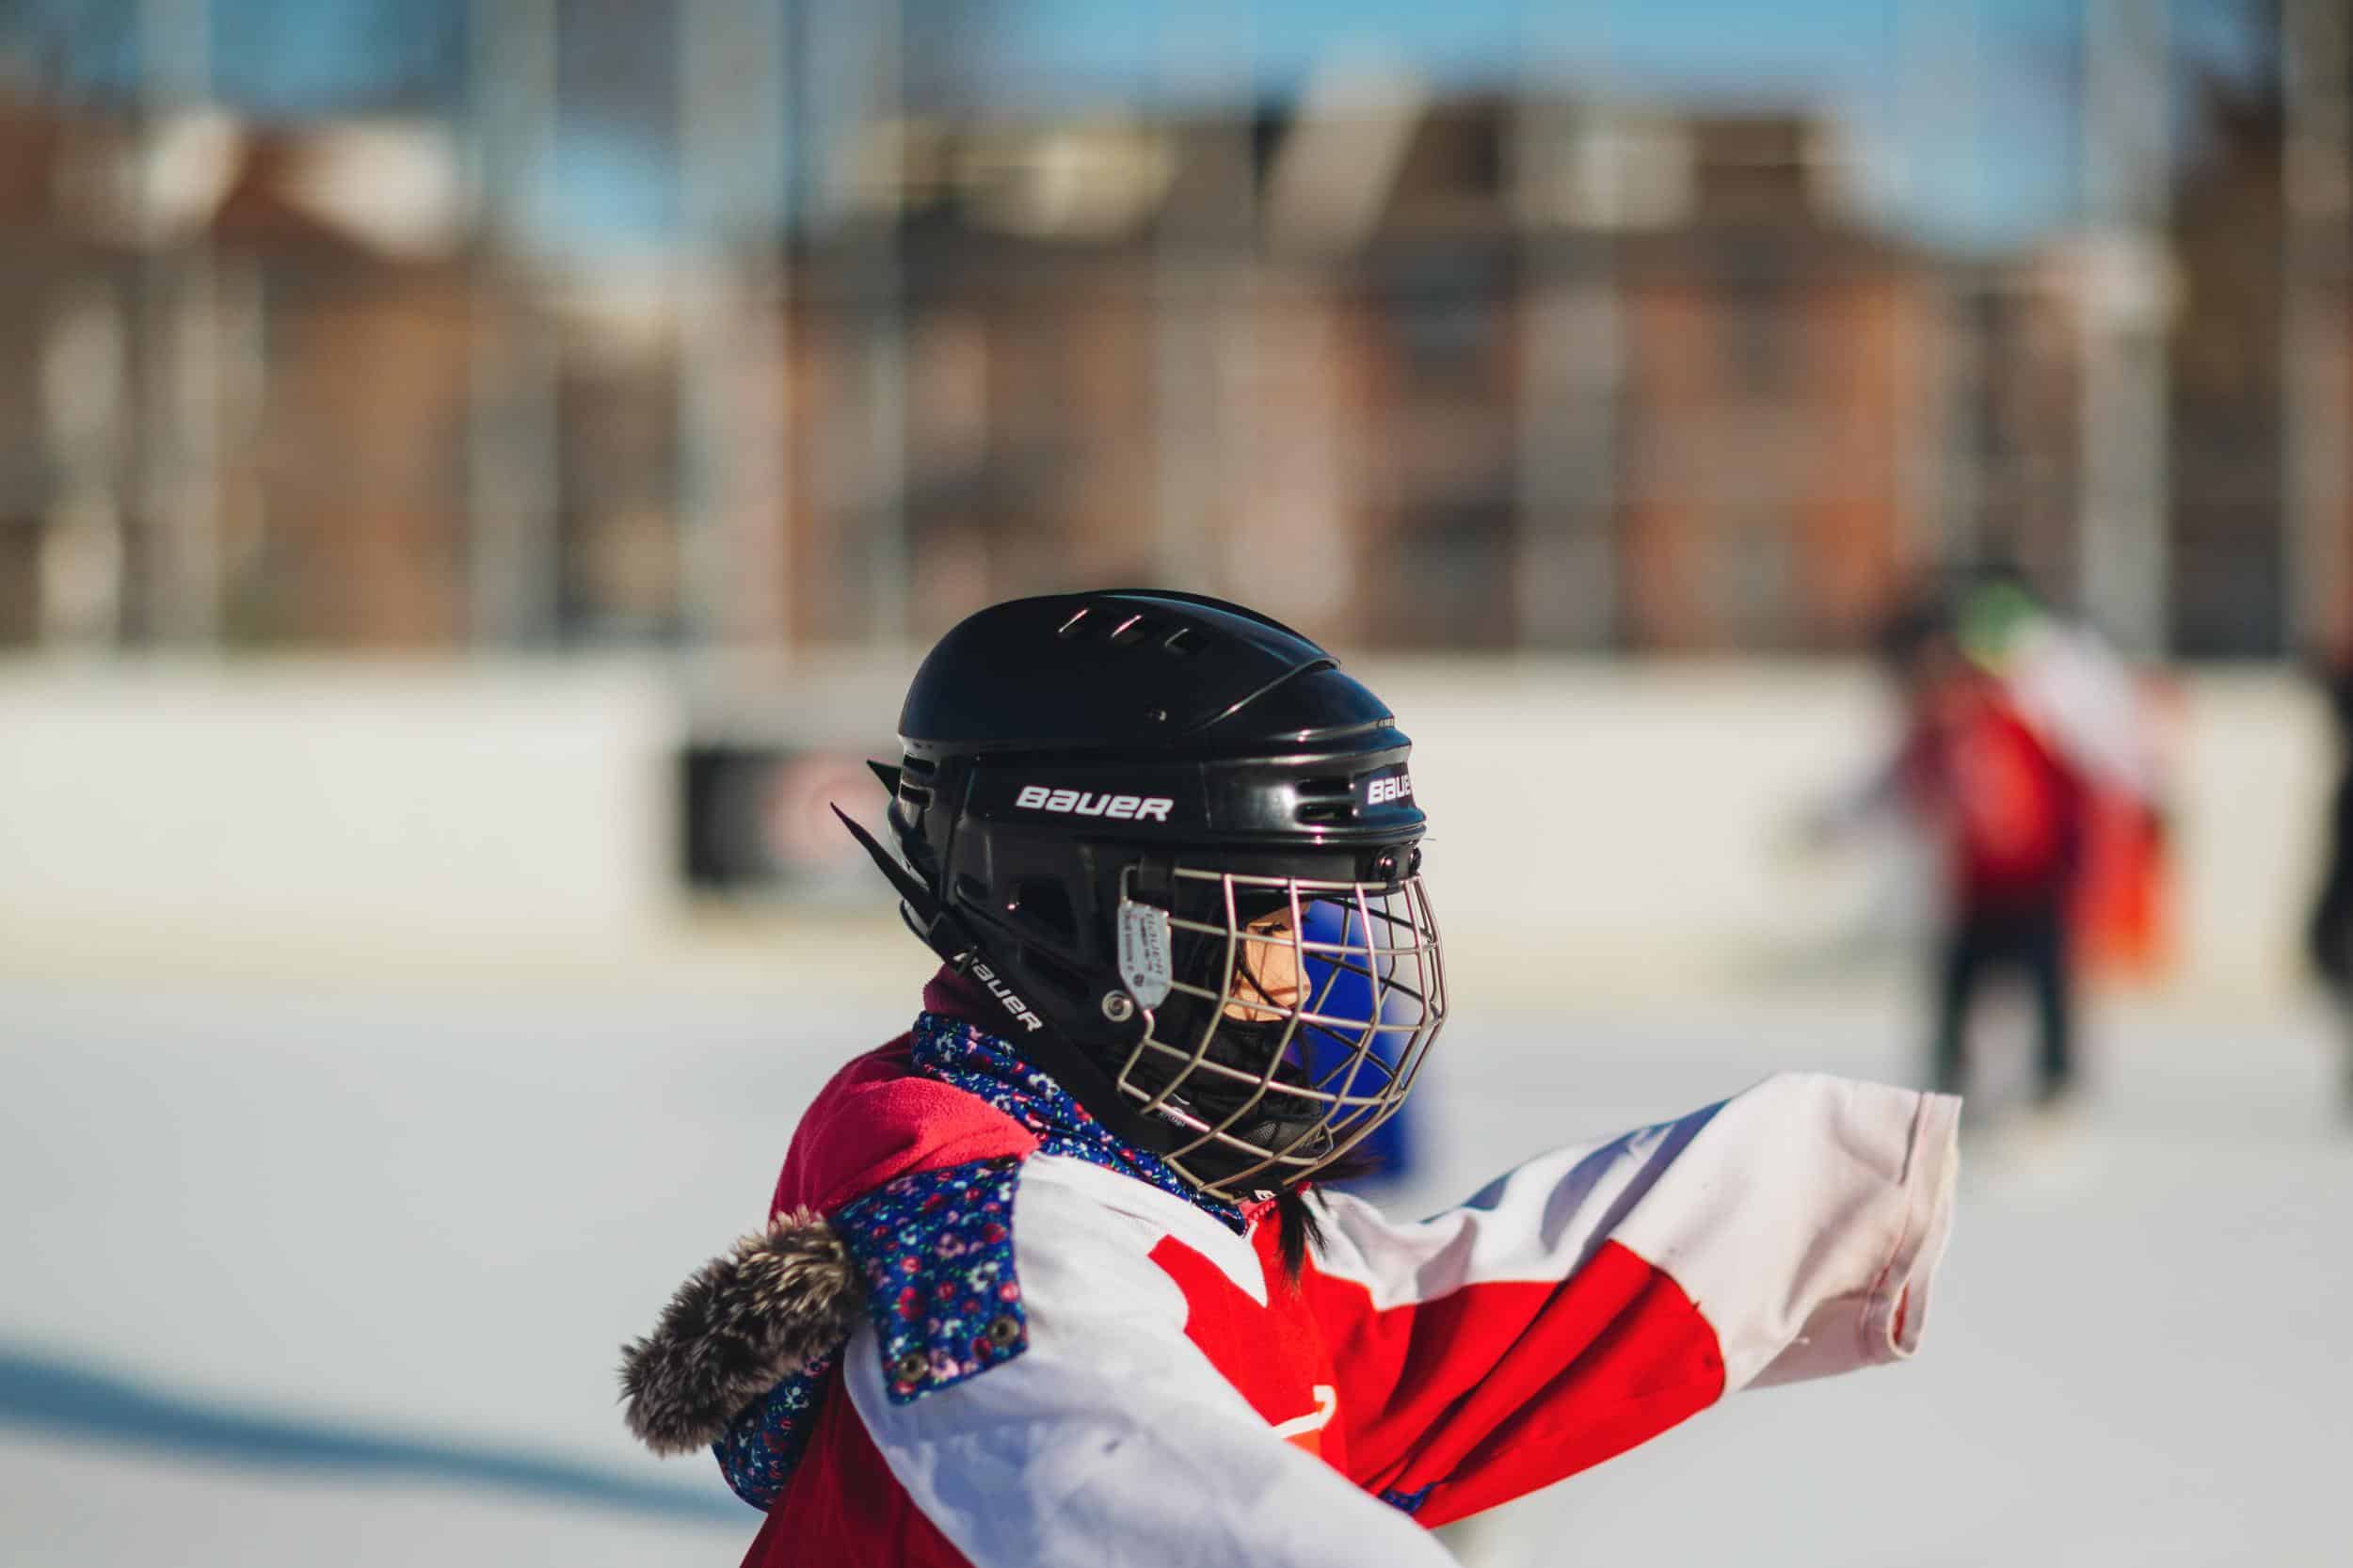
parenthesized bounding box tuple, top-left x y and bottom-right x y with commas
(1112, 865, 1448, 1200)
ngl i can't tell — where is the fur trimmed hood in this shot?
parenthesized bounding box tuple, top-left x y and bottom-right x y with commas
(616, 981, 1126, 1481)
(617, 1208, 862, 1456)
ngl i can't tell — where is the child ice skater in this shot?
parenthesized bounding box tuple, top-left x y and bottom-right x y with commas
(622, 589, 1960, 1567)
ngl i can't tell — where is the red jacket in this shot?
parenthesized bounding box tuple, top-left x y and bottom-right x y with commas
(1901, 682, 2089, 911)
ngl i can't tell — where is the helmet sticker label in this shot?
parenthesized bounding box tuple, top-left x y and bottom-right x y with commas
(1014, 784, 1174, 823)
(1115, 898, 1174, 1009)
(1361, 768, 1415, 808)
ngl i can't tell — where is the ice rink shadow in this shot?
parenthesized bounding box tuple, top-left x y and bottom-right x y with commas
(0, 1343, 742, 1524)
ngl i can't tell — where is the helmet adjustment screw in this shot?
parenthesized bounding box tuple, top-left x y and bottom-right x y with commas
(1100, 991, 1135, 1022)
(1143, 707, 1168, 723)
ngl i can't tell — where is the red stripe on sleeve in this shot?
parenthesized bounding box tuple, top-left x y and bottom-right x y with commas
(1308, 1240, 1725, 1527)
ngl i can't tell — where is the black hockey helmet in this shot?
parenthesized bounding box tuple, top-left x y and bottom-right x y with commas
(839, 589, 1448, 1200)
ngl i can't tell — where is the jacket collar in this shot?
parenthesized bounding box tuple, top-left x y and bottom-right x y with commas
(907, 982, 1247, 1235)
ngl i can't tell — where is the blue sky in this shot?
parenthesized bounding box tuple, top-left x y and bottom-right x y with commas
(3, 0, 2263, 254)
(977, 0, 2260, 248)
(979, 0, 2096, 247)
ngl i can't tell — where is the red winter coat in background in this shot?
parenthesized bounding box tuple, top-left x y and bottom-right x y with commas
(1899, 680, 2090, 915)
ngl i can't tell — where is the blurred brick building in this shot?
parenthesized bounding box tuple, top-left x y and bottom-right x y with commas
(778, 97, 1950, 652)
(0, 100, 486, 648)
(0, 83, 2340, 657)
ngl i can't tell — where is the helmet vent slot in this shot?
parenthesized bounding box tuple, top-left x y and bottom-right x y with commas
(900, 754, 938, 777)
(895, 783, 934, 810)
(1293, 776, 1357, 825)
(1107, 615, 1159, 647)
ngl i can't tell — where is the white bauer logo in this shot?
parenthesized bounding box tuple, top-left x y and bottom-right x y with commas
(968, 960, 1044, 1033)
(1367, 773, 1414, 805)
(1014, 785, 1174, 823)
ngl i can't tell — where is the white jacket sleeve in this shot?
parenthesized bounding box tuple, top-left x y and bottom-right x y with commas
(1292, 1073, 1961, 1524)
(1313, 1072, 1961, 1393)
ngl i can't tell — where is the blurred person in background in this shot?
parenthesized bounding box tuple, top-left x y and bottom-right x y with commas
(1808, 581, 2095, 1111)
(1955, 569, 2173, 985)
(2303, 648, 2353, 1116)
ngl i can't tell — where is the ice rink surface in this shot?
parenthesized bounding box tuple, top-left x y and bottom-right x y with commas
(4, 957, 2348, 1567)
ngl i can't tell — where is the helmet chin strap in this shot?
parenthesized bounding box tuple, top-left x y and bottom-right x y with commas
(830, 804, 1183, 1160)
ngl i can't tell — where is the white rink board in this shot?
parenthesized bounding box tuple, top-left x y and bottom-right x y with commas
(0, 660, 681, 964)
(0, 657, 2328, 993)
